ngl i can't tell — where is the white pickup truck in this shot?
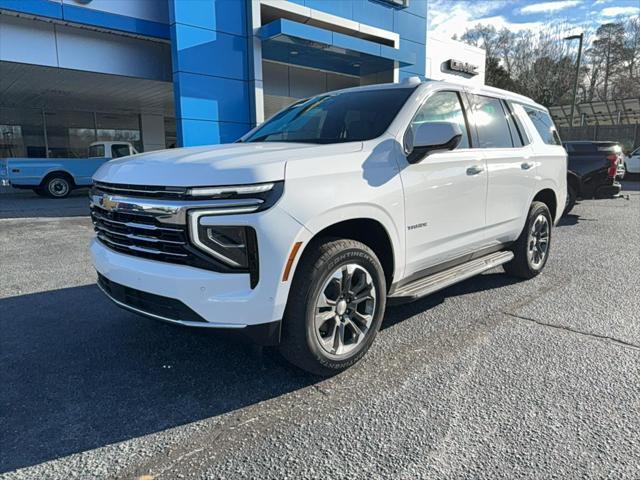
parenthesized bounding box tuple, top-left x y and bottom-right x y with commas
(90, 78, 566, 375)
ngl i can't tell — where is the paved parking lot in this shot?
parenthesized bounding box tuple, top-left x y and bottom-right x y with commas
(1, 182, 639, 479)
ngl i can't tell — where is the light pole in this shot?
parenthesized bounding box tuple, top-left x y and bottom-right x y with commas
(564, 33, 584, 129)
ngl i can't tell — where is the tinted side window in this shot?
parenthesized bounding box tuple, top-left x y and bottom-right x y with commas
(111, 144, 131, 158)
(523, 106, 561, 145)
(470, 95, 513, 148)
(503, 101, 529, 147)
(411, 91, 470, 148)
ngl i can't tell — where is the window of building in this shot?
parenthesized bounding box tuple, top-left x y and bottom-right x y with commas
(0, 107, 46, 158)
(523, 106, 561, 145)
(410, 91, 470, 149)
(96, 113, 141, 152)
(45, 111, 96, 158)
(469, 95, 513, 148)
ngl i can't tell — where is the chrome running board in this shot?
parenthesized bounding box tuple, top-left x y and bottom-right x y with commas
(389, 251, 514, 303)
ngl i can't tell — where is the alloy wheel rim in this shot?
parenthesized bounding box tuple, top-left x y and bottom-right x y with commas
(314, 264, 376, 357)
(527, 213, 550, 269)
(49, 179, 69, 197)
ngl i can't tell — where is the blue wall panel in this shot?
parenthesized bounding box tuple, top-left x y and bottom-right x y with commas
(174, 72, 250, 124)
(353, 0, 394, 31)
(169, 0, 252, 147)
(398, 38, 426, 76)
(172, 24, 248, 81)
(169, 0, 426, 146)
(169, 0, 246, 37)
(179, 119, 250, 146)
(0, 0, 62, 19)
(0, 0, 169, 39)
(394, 10, 426, 44)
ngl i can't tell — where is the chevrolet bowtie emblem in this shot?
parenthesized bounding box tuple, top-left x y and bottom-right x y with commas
(101, 194, 118, 211)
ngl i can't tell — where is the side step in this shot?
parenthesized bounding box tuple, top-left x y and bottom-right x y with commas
(389, 251, 514, 304)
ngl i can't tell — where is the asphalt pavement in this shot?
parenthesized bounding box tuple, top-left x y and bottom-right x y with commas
(0, 181, 639, 479)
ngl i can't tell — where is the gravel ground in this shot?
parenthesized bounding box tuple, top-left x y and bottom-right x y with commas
(0, 181, 638, 479)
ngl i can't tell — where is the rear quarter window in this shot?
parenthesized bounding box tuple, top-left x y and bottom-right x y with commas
(523, 106, 561, 146)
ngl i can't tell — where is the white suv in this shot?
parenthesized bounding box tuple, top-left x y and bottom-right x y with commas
(90, 78, 566, 375)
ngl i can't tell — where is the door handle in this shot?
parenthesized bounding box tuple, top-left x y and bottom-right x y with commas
(521, 161, 534, 170)
(466, 165, 484, 175)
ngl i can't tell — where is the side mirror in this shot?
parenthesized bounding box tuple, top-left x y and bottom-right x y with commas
(405, 122, 463, 164)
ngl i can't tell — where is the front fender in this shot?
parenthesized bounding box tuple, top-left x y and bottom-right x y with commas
(301, 204, 404, 280)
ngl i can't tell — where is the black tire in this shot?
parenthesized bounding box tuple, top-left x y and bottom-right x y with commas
(563, 184, 576, 216)
(43, 174, 72, 198)
(279, 238, 387, 376)
(32, 188, 48, 197)
(504, 201, 552, 279)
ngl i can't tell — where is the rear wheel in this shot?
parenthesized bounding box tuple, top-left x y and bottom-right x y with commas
(279, 238, 387, 376)
(43, 174, 72, 198)
(504, 201, 552, 279)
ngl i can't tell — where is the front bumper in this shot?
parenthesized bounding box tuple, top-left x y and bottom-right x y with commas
(91, 204, 310, 343)
(96, 272, 281, 345)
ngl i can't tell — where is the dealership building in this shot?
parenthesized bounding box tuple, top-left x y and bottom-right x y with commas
(0, 0, 483, 158)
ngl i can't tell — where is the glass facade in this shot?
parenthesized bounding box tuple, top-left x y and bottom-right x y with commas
(0, 107, 46, 158)
(0, 107, 175, 158)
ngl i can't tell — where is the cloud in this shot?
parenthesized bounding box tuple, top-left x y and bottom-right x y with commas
(600, 6, 640, 17)
(520, 0, 582, 14)
(428, 1, 543, 39)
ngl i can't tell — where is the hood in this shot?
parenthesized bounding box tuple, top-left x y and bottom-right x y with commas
(93, 142, 362, 187)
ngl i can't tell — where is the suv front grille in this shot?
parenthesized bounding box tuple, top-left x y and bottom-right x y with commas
(91, 207, 193, 263)
(90, 183, 264, 274)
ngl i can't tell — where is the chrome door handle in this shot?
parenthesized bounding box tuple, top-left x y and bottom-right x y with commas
(521, 161, 534, 170)
(466, 165, 484, 175)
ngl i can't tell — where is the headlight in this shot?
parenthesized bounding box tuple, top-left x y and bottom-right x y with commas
(188, 183, 275, 197)
(197, 225, 251, 268)
(188, 210, 260, 287)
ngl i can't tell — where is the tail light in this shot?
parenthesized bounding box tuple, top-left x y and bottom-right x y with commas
(607, 153, 618, 178)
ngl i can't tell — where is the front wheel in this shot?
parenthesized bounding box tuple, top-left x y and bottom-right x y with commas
(279, 238, 387, 376)
(504, 201, 552, 279)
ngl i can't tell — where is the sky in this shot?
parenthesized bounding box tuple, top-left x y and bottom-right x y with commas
(427, 0, 640, 40)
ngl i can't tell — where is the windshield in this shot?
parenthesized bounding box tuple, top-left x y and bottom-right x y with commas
(242, 87, 417, 144)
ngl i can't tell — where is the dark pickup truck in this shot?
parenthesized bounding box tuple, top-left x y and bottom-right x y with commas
(563, 141, 623, 214)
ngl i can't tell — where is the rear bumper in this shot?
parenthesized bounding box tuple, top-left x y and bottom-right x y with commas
(595, 182, 622, 198)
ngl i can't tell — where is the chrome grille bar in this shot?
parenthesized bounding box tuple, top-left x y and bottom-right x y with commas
(91, 210, 183, 232)
(93, 223, 186, 245)
(97, 233, 189, 257)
